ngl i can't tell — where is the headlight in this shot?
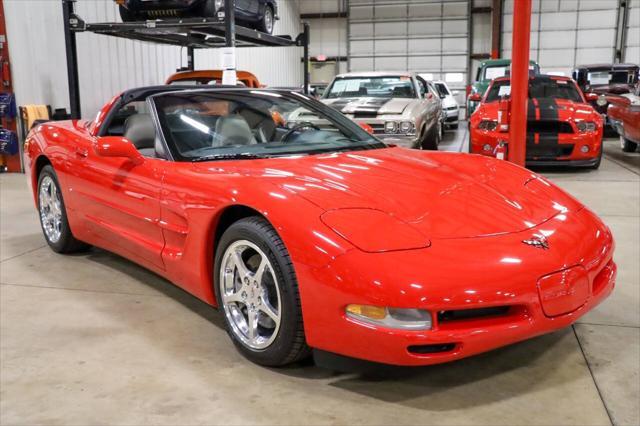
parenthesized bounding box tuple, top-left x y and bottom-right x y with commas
(384, 121, 398, 133)
(399, 121, 415, 135)
(596, 95, 607, 107)
(214, 0, 224, 10)
(478, 120, 498, 131)
(346, 304, 432, 330)
(576, 121, 597, 132)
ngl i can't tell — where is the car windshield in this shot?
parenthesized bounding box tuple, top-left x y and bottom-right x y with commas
(482, 64, 539, 81)
(324, 76, 416, 99)
(485, 79, 584, 103)
(435, 83, 450, 96)
(152, 90, 385, 161)
(587, 70, 636, 86)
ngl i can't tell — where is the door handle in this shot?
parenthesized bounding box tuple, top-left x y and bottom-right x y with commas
(75, 148, 88, 158)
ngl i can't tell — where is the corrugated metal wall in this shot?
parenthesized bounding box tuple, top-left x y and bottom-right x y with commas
(502, 0, 621, 75)
(4, 0, 302, 120)
(626, 0, 640, 64)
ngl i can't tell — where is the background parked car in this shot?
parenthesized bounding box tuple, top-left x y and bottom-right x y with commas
(115, 0, 278, 34)
(572, 63, 640, 134)
(321, 72, 443, 150)
(608, 82, 640, 152)
(166, 70, 263, 87)
(432, 80, 459, 130)
(467, 59, 540, 116)
(469, 75, 603, 169)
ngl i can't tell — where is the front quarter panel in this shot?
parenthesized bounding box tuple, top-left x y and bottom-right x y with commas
(158, 161, 354, 305)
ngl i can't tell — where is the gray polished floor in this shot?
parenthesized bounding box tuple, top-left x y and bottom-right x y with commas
(1, 130, 638, 425)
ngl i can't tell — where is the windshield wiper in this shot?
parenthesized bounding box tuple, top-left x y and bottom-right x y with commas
(191, 152, 267, 162)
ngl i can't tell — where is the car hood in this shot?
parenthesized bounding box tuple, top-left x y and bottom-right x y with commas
(218, 147, 583, 240)
(322, 97, 415, 115)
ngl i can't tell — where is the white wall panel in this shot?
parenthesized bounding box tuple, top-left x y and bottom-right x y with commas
(502, 0, 620, 76)
(5, 0, 302, 120)
(626, 0, 640, 63)
(347, 0, 470, 88)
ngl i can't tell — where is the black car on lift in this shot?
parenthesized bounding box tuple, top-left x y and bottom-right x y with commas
(115, 0, 278, 34)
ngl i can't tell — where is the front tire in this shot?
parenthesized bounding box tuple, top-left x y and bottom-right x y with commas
(37, 165, 89, 253)
(621, 136, 638, 153)
(214, 217, 309, 366)
(420, 123, 440, 150)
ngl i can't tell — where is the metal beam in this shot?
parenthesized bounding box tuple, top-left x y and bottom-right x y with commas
(491, 0, 503, 59)
(614, 0, 630, 63)
(224, 0, 235, 48)
(303, 23, 310, 95)
(62, 0, 81, 119)
(300, 12, 348, 19)
(508, 0, 531, 167)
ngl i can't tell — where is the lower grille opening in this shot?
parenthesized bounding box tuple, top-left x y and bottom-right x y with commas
(438, 306, 511, 323)
(408, 343, 456, 354)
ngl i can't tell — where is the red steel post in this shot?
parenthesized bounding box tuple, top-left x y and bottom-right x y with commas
(507, 0, 532, 166)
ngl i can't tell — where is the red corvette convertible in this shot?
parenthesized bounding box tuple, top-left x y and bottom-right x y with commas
(469, 75, 604, 168)
(24, 87, 616, 367)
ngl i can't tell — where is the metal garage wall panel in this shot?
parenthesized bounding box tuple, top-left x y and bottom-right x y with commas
(502, 0, 620, 76)
(347, 0, 469, 88)
(308, 18, 348, 59)
(626, 0, 640, 63)
(5, 0, 301, 119)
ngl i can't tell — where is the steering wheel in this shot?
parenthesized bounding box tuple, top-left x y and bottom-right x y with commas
(281, 121, 320, 143)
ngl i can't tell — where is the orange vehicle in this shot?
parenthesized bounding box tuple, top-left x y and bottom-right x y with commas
(165, 70, 263, 88)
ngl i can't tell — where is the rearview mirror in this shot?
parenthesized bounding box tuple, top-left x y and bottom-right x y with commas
(468, 93, 482, 102)
(94, 136, 144, 165)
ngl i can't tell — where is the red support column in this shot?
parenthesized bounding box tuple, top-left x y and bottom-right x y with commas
(507, 0, 532, 167)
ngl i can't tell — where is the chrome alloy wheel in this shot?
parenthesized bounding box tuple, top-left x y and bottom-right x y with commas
(264, 8, 274, 34)
(220, 240, 281, 350)
(38, 175, 63, 243)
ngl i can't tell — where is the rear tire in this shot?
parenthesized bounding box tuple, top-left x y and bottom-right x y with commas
(214, 216, 309, 366)
(37, 165, 89, 253)
(450, 123, 459, 130)
(256, 5, 274, 34)
(621, 136, 638, 153)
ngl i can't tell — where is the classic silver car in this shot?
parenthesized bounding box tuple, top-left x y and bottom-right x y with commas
(321, 72, 443, 150)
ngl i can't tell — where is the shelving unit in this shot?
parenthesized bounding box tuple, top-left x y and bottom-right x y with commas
(61, 0, 310, 119)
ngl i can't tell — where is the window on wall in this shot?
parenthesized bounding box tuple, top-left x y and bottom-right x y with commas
(445, 73, 464, 83)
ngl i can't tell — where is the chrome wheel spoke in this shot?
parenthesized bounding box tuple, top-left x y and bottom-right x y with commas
(259, 297, 279, 325)
(247, 309, 259, 342)
(231, 250, 251, 279)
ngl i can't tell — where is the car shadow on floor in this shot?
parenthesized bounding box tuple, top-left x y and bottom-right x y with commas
(81, 245, 582, 408)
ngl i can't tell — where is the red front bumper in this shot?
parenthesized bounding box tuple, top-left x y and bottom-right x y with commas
(298, 208, 615, 366)
(470, 128, 602, 166)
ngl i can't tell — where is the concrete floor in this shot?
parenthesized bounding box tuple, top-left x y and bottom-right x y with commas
(1, 130, 639, 426)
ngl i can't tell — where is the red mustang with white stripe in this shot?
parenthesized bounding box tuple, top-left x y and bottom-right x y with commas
(469, 75, 604, 169)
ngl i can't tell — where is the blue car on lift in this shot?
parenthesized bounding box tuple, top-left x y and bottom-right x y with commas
(115, 0, 278, 34)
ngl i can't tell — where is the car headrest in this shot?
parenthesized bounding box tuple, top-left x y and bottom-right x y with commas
(213, 116, 256, 147)
(123, 114, 155, 150)
(392, 86, 412, 97)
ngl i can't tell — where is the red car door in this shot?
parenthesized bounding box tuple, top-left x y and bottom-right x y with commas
(71, 146, 166, 271)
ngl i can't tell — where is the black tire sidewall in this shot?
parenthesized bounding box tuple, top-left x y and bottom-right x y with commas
(213, 217, 304, 366)
(36, 166, 77, 253)
(258, 5, 274, 34)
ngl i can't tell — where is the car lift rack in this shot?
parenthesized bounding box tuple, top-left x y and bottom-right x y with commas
(61, 0, 310, 119)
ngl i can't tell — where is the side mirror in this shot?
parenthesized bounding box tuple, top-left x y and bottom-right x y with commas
(585, 92, 599, 102)
(468, 93, 482, 102)
(94, 136, 144, 165)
